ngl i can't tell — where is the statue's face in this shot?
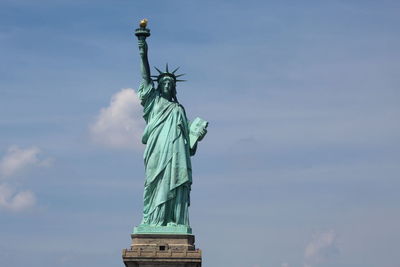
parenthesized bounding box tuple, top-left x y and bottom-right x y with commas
(159, 77, 175, 100)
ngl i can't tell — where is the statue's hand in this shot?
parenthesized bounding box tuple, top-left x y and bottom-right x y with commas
(138, 39, 148, 57)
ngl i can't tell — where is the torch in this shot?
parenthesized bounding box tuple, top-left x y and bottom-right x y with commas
(135, 19, 151, 40)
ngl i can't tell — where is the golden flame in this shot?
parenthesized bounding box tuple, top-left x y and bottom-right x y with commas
(140, 19, 148, 28)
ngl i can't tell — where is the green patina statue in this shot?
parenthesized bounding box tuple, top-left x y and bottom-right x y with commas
(133, 19, 208, 234)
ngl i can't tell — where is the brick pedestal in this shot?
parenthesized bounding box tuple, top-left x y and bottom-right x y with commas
(122, 234, 202, 267)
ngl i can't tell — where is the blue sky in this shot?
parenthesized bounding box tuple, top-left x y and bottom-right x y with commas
(1, 1, 399, 267)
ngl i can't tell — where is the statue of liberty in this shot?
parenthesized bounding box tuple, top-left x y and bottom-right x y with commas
(133, 20, 208, 234)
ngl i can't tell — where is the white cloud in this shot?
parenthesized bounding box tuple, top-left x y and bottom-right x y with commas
(304, 230, 338, 267)
(0, 146, 50, 212)
(0, 184, 36, 212)
(90, 88, 144, 149)
(0, 146, 51, 178)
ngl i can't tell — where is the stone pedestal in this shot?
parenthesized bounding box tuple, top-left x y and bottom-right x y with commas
(122, 234, 202, 267)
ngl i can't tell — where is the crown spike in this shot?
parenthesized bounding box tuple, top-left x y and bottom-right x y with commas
(154, 67, 163, 74)
(175, 74, 185, 78)
(176, 79, 187, 82)
(172, 67, 180, 74)
(165, 63, 169, 73)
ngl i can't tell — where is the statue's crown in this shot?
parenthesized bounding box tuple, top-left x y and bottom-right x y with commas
(151, 64, 186, 83)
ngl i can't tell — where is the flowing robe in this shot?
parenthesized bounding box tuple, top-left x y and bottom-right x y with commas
(138, 81, 193, 226)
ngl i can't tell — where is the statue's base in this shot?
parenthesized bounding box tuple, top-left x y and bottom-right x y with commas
(133, 224, 192, 234)
(122, 234, 202, 267)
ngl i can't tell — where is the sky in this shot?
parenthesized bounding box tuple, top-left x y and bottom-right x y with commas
(0, 1, 399, 267)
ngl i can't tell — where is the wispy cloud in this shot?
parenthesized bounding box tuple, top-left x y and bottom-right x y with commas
(0, 146, 50, 212)
(0, 184, 36, 212)
(304, 230, 339, 267)
(90, 88, 144, 150)
(0, 146, 51, 178)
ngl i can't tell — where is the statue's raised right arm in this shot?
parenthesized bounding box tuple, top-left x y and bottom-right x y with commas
(138, 37, 151, 86)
